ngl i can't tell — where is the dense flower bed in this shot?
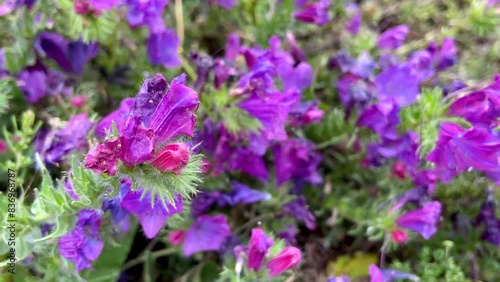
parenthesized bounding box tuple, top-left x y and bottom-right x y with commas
(0, 0, 499, 281)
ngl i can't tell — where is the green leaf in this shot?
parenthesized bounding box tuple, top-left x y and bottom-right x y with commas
(121, 153, 204, 209)
(34, 213, 77, 242)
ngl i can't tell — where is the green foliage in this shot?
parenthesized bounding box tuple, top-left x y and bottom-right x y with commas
(390, 244, 470, 282)
(54, 0, 117, 42)
(468, 1, 499, 36)
(122, 153, 204, 209)
(0, 79, 12, 115)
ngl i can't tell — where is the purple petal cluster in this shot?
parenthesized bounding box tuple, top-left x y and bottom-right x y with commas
(293, 0, 331, 26)
(59, 209, 103, 272)
(273, 139, 322, 186)
(396, 201, 442, 239)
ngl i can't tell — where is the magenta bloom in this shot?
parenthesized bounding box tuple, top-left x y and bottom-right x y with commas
(375, 64, 419, 106)
(84, 138, 121, 176)
(182, 214, 231, 256)
(293, 0, 331, 26)
(148, 143, 190, 174)
(396, 201, 441, 239)
(265, 246, 301, 276)
(126, 0, 168, 33)
(369, 265, 383, 282)
(376, 25, 409, 50)
(448, 76, 500, 128)
(283, 196, 317, 230)
(248, 228, 274, 271)
(273, 139, 322, 186)
(426, 122, 500, 182)
(357, 101, 400, 139)
(168, 230, 187, 246)
(0, 139, 7, 153)
(121, 190, 183, 238)
(59, 210, 103, 272)
(147, 30, 181, 68)
(88, 0, 119, 10)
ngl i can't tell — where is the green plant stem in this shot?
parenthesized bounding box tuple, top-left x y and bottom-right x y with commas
(122, 247, 177, 271)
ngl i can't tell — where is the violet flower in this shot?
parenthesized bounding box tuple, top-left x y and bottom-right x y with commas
(289, 100, 324, 126)
(265, 246, 301, 276)
(0, 139, 7, 154)
(273, 139, 322, 186)
(126, 0, 168, 34)
(147, 29, 182, 68)
(95, 98, 135, 138)
(375, 64, 419, 106)
(37, 32, 99, 75)
(221, 181, 271, 206)
(121, 190, 183, 238)
(283, 196, 317, 230)
(369, 264, 419, 282)
(277, 225, 298, 245)
(182, 214, 231, 256)
(293, 0, 331, 26)
(37, 113, 93, 165)
(434, 37, 457, 71)
(376, 25, 409, 50)
(209, 0, 237, 9)
(58, 210, 103, 272)
(448, 76, 500, 128)
(346, 13, 361, 35)
(357, 101, 400, 139)
(426, 122, 500, 182)
(396, 201, 442, 239)
(247, 228, 274, 271)
(329, 276, 350, 282)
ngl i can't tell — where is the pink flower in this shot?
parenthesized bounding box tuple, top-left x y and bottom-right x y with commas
(392, 162, 406, 179)
(168, 230, 187, 246)
(390, 229, 408, 243)
(84, 138, 121, 176)
(265, 246, 301, 276)
(248, 228, 274, 271)
(0, 140, 7, 153)
(148, 143, 190, 174)
(71, 95, 88, 108)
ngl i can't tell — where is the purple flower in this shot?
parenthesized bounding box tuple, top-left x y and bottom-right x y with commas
(346, 13, 361, 35)
(37, 32, 98, 75)
(376, 25, 409, 50)
(407, 50, 435, 82)
(248, 228, 274, 271)
(336, 74, 376, 115)
(88, 0, 119, 10)
(95, 98, 135, 138)
(190, 191, 221, 217)
(227, 147, 269, 181)
(286, 32, 306, 63)
(357, 101, 400, 139)
(102, 180, 131, 223)
(396, 201, 442, 239)
(289, 100, 324, 126)
(376, 64, 419, 106)
(329, 276, 350, 282)
(126, 0, 168, 34)
(147, 30, 182, 68)
(130, 73, 168, 124)
(273, 139, 322, 186)
(238, 91, 299, 141)
(225, 33, 241, 61)
(293, 0, 331, 26)
(435, 38, 457, 71)
(448, 77, 500, 128)
(221, 181, 271, 206)
(148, 73, 199, 143)
(426, 122, 500, 182)
(37, 113, 94, 164)
(121, 190, 183, 238)
(0, 0, 35, 16)
(281, 62, 313, 92)
(18, 64, 47, 104)
(477, 193, 500, 246)
(64, 173, 79, 201)
(59, 210, 103, 272)
(283, 196, 316, 230)
(182, 214, 231, 256)
(211, 0, 237, 9)
(277, 225, 298, 245)
(369, 264, 419, 282)
(442, 80, 467, 96)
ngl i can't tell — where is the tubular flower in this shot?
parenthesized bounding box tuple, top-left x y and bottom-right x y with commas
(396, 201, 442, 239)
(265, 246, 302, 276)
(247, 228, 274, 271)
